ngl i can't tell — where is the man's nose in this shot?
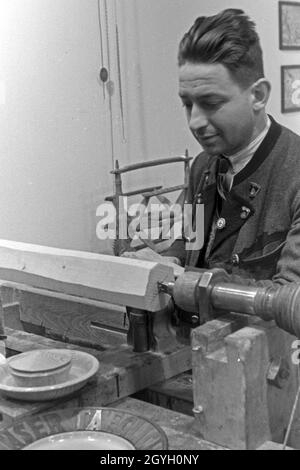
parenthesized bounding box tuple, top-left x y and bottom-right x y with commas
(189, 104, 208, 132)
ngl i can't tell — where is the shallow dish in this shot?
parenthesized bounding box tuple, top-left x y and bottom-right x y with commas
(0, 350, 99, 401)
(0, 407, 168, 450)
(23, 431, 135, 450)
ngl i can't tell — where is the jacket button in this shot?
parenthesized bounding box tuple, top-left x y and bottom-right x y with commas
(216, 218, 226, 230)
(232, 254, 240, 266)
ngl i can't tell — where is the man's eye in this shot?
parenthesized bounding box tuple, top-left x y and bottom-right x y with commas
(182, 102, 192, 109)
(202, 101, 223, 110)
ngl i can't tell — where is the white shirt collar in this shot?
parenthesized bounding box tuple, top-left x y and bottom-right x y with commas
(224, 116, 271, 175)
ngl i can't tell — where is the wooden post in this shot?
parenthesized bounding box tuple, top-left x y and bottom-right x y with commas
(191, 316, 299, 449)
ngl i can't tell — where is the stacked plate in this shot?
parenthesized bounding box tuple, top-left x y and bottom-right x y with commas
(0, 348, 99, 401)
(7, 349, 72, 387)
(0, 407, 169, 450)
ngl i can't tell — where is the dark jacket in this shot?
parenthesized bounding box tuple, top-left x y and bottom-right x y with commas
(166, 117, 300, 287)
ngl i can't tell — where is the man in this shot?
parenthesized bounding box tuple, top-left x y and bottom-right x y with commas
(163, 8, 300, 288)
(125, 8, 300, 290)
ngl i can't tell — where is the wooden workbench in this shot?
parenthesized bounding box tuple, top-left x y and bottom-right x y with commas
(0, 381, 287, 450)
(0, 327, 221, 450)
(1, 282, 195, 418)
(0, 393, 224, 450)
(0, 328, 289, 451)
(0, 284, 293, 451)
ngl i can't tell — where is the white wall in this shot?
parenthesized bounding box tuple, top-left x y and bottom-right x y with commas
(0, 0, 112, 251)
(120, 0, 300, 160)
(116, 0, 300, 220)
(0, 0, 298, 253)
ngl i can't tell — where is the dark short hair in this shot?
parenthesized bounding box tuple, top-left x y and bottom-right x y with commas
(178, 9, 264, 88)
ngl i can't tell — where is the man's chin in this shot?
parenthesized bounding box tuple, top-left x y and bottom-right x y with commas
(196, 135, 224, 156)
(201, 142, 223, 156)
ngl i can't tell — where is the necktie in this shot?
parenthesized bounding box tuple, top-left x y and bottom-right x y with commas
(217, 156, 233, 200)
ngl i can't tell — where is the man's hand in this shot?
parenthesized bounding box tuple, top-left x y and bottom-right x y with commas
(121, 248, 184, 277)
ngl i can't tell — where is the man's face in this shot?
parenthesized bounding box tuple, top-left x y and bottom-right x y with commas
(179, 62, 257, 156)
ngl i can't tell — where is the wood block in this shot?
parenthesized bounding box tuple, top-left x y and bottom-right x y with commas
(192, 318, 299, 450)
(18, 288, 127, 349)
(0, 283, 129, 350)
(3, 303, 22, 331)
(258, 323, 299, 444)
(191, 314, 245, 353)
(0, 239, 174, 311)
(192, 325, 272, 450)
(0, 285, 14, 305)
(6, 283, 127, 329)
(224, 327, 271, 449)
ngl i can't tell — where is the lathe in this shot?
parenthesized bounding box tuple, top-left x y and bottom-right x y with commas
(0, 239, 299, 450)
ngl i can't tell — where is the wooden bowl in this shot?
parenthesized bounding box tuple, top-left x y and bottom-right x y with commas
(7, 349, 72, 387)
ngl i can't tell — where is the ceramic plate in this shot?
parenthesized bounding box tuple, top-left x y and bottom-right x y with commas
(23, 431, 135, 450)
(0, 407, 168, 450)
(0, 350, 99, 401)
(7, 349, 72, 374)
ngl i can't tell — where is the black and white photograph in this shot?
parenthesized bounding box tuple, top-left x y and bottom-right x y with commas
(0, 0, 299, 455)
(279, 1, 300, 49)
(282, 65, 300, 112)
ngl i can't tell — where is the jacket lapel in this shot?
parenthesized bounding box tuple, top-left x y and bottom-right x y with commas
(210, 189, 254, 255)
(185, 157, 218, 266)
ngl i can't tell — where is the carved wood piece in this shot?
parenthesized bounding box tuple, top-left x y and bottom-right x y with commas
(0, 240, 174, 311)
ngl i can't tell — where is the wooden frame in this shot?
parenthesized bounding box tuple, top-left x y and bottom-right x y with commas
(279, 2, 300, 50)
(281, 65, 300, 113)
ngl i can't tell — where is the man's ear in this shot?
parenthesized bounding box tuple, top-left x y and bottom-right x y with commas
(250, 78, 271, 111)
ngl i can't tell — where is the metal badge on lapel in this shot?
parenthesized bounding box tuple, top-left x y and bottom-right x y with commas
(216, 218, 226, 230)
(231, 254, 240, 266)
(204, 170, 210, 186)
(240, 206, 251, 220)
(197, 193, 203, 204)
(249, 182, 261, 199)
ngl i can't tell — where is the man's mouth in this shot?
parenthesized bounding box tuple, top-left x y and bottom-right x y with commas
(199, 134, 219, 142)
(199, 134, 218, 140)
(192, 130, 220, 144)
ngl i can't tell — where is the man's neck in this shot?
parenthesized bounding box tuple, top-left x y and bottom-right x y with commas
(250, 112, 270, 144)
(224, 114, 271, 176)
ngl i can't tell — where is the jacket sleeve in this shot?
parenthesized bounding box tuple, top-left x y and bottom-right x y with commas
(225, 191, 300, 288)
(161, 239, 186, 266)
